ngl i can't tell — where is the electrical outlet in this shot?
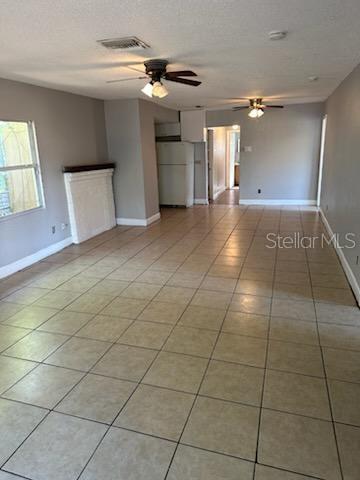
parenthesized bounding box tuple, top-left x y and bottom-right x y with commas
(51, 226, 56, 234)
(61, 223, 67, 231)
(258, 189, 261, 194)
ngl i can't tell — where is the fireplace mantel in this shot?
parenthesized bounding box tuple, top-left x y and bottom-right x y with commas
(63, 167, 116, 244)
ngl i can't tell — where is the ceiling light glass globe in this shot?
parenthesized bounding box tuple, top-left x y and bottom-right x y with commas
(248, 107, 264, 118)
(248, 108, 258, 118)
(141, 82, 153, 97)
(152, 81, 169, 98)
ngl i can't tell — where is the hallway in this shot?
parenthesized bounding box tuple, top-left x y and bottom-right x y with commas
(0, 204, 359, 480)
(213, 188, 240, 205)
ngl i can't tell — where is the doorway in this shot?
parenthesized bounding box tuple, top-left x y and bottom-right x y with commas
(207, 125, 240, 204)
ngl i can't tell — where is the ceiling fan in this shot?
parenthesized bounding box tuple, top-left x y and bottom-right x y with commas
(233, 98, 284, 118)
(107, 59, 201, 98)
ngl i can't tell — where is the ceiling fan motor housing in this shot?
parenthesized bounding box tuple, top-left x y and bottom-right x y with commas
(144, 59, 169, 81)
(251, 98, 263, 108)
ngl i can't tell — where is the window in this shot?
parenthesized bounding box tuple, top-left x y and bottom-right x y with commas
(0, 120, 44, 218)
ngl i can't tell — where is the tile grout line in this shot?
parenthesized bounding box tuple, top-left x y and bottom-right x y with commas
(0, 226, 168, 477)
(1, 206, 358, 479)
(253, 205, 279, 477)
(73, 207, 235, 479)
(74, 244, 224, 475)
(2, 212, 198, 373)
(302, 208, 345, 480)
(163, 206, 258, 479)
(0, 210, 208, 360)
(0, 208, 231, 398)
(0, 213, 200, 474)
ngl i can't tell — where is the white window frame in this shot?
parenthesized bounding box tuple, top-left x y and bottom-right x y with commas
(0, 120, 45, 221)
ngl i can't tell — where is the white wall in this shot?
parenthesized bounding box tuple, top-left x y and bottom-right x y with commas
(0, 78, 108, 269)
(207, 103, 324, 202)
(211, 127, 227, 199)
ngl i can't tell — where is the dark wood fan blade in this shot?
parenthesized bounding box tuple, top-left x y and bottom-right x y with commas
(166, 77, 201, 86)
(165, 70, 197, 78)
(106, 76, 148, 84)
(232, 106, 249, 110)
(263, 105, 284, 108)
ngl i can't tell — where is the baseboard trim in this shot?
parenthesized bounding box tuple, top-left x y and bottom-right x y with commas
(320, 208, 360, 307)
(194, 199, 209, 205)
(116, 212, 161, 227)
(239, 199, 317, 206)
(0, 237, 73, 280)
(213, 189, 226, 201)
(145, 212, 161, 225)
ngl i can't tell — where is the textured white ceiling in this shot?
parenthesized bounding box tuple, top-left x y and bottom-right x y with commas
(1, 0, 360, 109)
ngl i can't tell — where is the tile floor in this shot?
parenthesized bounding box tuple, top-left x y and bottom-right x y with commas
(0, 205, 359, 480)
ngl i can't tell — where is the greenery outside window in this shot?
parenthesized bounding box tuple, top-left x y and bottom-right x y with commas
(0, 120, 44, 218)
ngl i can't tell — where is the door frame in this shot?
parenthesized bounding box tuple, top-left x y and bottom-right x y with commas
(226, 128, 240, 189)
(317, 114, 327, 207)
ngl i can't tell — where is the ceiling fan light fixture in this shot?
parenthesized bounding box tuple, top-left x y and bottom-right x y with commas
(151, 81, 169, 98)
(248, 108, 258, 118)
(141, 82, 154, 98)
(248, 108, 264, 119)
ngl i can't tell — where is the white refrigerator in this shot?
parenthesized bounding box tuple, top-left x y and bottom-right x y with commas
(156, 142, 194, 207)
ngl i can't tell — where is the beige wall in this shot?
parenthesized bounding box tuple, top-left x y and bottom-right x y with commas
(0, 78, 108, 268)
(321, 62, 360, 297)
(207, 103, 324, 201)
(105, 99, 146, 221)
(105, 98, 178, 221)
(138, 99, 179, 218)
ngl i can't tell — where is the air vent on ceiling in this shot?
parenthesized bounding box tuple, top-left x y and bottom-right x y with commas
(98, 36, 150, 50)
